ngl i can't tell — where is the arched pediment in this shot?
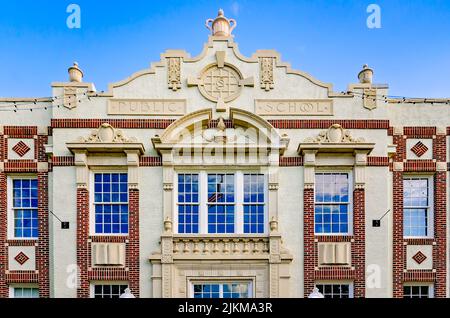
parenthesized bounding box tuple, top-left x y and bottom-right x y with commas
(152, 108, 289, 155)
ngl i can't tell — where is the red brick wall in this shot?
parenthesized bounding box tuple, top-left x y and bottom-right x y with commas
(76, 186, 140, 298)
(0, 128, 50, 298)
(304, 183, 366, 297)
(392, 130, 447, 298)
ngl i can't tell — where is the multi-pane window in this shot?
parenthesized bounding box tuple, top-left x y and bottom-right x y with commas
(244, 174, 265, 233)
(193, 282, 250, 298)
(12, 179, 38, 238)
(207, 174, 235, 233)
(12, 287, 39, 298)
(93, 284, 128, 298)
(316, 284, 352, 298)
(403, 178, 432, 237)
(403, 285, 432, 298)
(177, 174, 199, 233)
(94, 173, 128, 234)
(175, 171, 267, 234)
(315, 173, 350, 234)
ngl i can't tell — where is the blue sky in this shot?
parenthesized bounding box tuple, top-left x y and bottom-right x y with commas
(0, 0, 449, 98)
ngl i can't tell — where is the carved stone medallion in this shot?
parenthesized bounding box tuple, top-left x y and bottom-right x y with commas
(199, 65, 241, 102)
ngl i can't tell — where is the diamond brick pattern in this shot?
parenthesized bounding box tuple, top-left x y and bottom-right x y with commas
(12, 141, 31, 157)
(412, 251, 427, 265)
(410, 141, 429, 157)
(14, 252, 30, 265)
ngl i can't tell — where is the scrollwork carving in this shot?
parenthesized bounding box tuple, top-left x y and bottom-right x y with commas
(304, 124, 365, 143)
(76, 123, 138, 143)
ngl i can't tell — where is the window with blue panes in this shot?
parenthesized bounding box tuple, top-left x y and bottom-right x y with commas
(403, 177, 432, 237)
(314, 173, 350, 234)
(13, 179, 38, 238)
(177, 174, 199, 233)
(192, 282, 250, 298)
(243, 174, 265, 233)
(94, 173, 128, 234)
(207, 174, 235, 233)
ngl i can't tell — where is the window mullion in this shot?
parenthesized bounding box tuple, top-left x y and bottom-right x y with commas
(236, 172, 243, 234)
(200, 171, 208, 234)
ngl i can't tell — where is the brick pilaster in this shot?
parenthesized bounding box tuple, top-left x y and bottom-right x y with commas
(433, 134, 447, 298)
(392, 171, 404, 298)
(392, 133, 406, 298)
(76, 188, 90, 298)
(128, 188, 140, 297)
(303, 188, 315, 297)
(353, 188, 366, 297)
(0, 172, 8, 298)
(37, 172, 50, 297)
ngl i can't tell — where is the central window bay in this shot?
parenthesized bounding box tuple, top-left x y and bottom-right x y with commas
(176, 172, 267, 234)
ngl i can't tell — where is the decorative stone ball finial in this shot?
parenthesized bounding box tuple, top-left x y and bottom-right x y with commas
(358, 64, 373, 84)
(68, 62, 84, 83)
(205, 9, 237, 37)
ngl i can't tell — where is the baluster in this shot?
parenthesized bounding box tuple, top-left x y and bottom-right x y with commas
(252, 239, 259, 253)
(212, 239, 219, 253)
(173, 240, 179, 253)
(202, 239, 209, 253)
(193, 240, 200, 254)
(232, 239, 240, 253)
(183, 240, 190, 253)
(243, 239, 249, 253)
(223, 239, 230, 254)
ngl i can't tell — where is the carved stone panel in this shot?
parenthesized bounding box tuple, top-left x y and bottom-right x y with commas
(167, 57, 181, 91)
(255, 99, 333, 116)
(63, 87, 78, 109)
(363, 88, 377, 110)
(260, 57, 274, 91)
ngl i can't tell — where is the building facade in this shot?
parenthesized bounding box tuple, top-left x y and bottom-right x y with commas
(0, 10, 449, 298)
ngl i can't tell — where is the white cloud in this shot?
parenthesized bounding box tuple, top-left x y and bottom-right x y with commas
(230, 2, 240, 16)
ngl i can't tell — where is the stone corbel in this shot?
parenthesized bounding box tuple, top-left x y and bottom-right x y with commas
(74, 150, 89, 189)
(125, 150, 140, 190)
(354, 150, 368, 189)
(303, 150, 317, 189)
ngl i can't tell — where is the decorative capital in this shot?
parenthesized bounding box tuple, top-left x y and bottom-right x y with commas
(163, 183, 174, 191)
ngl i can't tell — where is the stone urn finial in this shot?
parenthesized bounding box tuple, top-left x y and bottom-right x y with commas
(205, 9, 237, 37)
(358, 64, 373, 84)
(269, 217, 278, 233)
(164, 217, 173, 233)
(68, 62, 84, 82)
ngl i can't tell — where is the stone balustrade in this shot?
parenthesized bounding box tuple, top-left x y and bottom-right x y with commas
(171, 236, 270, 256)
